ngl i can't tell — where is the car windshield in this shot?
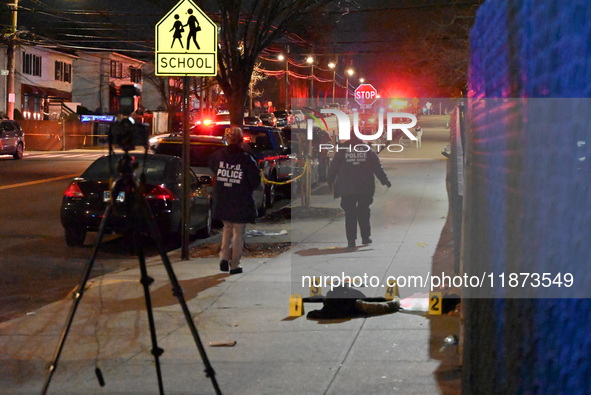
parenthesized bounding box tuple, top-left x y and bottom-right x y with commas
(214, 113, 230, 122)
(244, 131, 273, 150)
(81, 155, 170, 183)
(156, 142, 224, 167)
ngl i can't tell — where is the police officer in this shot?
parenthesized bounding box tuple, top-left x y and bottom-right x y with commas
(327, 134, 391, 248)
(209, 127, 261, 274)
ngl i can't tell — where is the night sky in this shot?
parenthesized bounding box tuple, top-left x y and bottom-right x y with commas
(6, 0, 482, 97)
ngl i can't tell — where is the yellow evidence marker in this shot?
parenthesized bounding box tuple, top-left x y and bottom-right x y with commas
(289, 294, 304, 317)
(429, 291, 443, 315)
(384, 280, 400, 300)
(310, 277, 322, 297)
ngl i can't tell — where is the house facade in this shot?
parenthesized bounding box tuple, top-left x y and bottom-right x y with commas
(72, 52, 145, 115)
(1, 45, 77, 120)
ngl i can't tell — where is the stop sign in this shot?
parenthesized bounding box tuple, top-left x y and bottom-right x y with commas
(354, 84, 378, 108)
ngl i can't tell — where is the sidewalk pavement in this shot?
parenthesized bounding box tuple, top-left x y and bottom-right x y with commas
(0, 124, 460, 395)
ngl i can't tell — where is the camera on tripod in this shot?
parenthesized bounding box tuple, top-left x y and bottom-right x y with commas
(108, 85, 148, 153)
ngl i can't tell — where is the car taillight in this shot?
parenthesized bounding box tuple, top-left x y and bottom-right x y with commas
(145, 185, 176, 200)
(64, 182, 84, 198)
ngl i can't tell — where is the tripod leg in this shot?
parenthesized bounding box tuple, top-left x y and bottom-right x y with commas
(42, 204, 114, 395)
(139, 200, 222, 395)
(136, 240, 165, 395)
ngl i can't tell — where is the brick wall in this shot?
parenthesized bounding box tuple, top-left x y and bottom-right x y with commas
(463, 0, 591, 393)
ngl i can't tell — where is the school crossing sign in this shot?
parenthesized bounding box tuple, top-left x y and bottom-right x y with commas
(155, 0, 217, 76)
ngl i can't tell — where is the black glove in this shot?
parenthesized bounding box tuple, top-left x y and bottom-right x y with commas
(384, 181, 392, 188)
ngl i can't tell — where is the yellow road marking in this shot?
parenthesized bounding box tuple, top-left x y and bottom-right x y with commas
(0, 173, 79, 191)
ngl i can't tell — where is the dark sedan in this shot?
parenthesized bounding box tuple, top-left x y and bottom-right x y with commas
(259, 112, 277, 127)
(60, 154, 212, 246)
(273, 110, 292, 127)
(244, 116, 263, 126)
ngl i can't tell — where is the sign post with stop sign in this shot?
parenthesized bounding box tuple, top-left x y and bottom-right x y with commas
(354, 84, 378, 108)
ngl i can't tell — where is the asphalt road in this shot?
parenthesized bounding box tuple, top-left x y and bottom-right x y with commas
(0, 150, 148, 322)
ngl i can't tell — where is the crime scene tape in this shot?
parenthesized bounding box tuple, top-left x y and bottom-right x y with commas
(260, 160, 309, 185)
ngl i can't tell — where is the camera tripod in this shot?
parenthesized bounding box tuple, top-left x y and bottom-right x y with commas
(42, 153, 222, 395)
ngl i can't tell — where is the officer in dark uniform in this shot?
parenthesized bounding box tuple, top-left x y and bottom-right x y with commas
(209, 127, 261, 273)
(327, 134, 391, 248)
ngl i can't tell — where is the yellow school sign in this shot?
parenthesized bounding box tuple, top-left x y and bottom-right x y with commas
(155, 0, 217, 76)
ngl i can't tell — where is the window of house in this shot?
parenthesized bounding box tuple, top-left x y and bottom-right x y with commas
(54, 61, 72, 82)
(64, 63, 72, 82)
(130, 67, 142, 83)
(23, 53, 42, 77)
(110, 60, 123, 78)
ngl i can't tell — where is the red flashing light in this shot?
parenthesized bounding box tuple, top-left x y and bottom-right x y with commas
(64, 182, 84, 198)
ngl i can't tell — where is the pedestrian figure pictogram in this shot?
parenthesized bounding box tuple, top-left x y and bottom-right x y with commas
(184, 9, 201, 50)
(170, 14, 184, 49)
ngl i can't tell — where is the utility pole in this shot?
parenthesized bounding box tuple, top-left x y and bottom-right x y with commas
(6, 0, 18, 120)
(284, 58, 289, 110)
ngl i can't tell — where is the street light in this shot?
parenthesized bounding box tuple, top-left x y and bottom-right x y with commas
(328, 62, 336, 103)
(306, 56, 314, 104)
(359, 77, 365, 84)
(278, 54, 289, 110)
(345, 68, 355, 105)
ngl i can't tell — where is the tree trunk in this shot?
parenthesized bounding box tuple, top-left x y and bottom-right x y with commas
(226, 74, 249, 127)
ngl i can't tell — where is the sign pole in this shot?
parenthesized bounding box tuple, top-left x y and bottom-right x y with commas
(155, 0, 218, 259)
(182, 76, 190, 260)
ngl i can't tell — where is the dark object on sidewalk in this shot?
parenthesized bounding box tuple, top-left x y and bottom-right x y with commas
(220, 259, 229, 272)
(209, 340, 237, 347)
(307, 286, 399, 319)
(230, 267, 243, 274)
(441, 294, 461, 314)
(95, 367, 105, 387)
(439, 335, 459, 352)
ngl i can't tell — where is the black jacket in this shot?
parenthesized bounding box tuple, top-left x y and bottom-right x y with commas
(208, 144, 261, 223)
(327, 137, 390, 198)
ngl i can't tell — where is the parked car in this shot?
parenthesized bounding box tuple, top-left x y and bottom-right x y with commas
(213, 112, 231, 124)
(273, 110, 292, 127)
(0, 119, 25, 159)
(292, 110, 305, 125)
(60, 153, 212, 246)
(283, 126, 333, 182)
(242, 125, 294, 206)
(259, 112, 277, 127)
(191, 123, 293, 207)
(149, 132, 178, 152)
(153, 134, 267, 216)
(244, 116, 263, 126)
